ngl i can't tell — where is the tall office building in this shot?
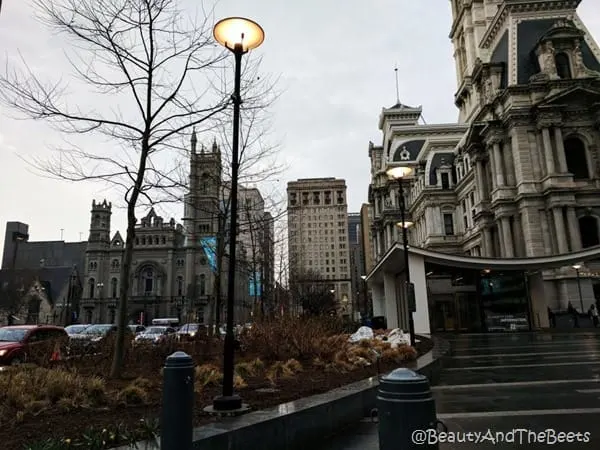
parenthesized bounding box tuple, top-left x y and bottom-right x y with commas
(287, 178, 353, 316)
(347, 213, 364, 318)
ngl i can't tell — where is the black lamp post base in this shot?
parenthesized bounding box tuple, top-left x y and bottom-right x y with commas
(205, 395, 249, 416)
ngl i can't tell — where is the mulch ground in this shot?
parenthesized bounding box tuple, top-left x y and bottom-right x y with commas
(2, 338, 433, 450)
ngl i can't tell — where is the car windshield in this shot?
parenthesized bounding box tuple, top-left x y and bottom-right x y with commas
(0, 328, 28, 342)
(81, 325, 113, 335)
(65, 325, 89, 335)
(144, 327, 166, 334)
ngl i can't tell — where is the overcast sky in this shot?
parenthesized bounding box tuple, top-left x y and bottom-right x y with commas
(1, 0, 600, 256)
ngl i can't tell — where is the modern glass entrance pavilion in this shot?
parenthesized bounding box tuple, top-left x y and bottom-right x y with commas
(365, 243, 600, 334)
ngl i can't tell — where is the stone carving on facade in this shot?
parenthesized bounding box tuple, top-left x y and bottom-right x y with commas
(572, 40, 600, 78)
(399, 146, 411, 161)
(536, 41, 560, 80)
(483, 77, 495, 103)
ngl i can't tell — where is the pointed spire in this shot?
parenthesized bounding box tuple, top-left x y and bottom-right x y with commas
(201, 143, 205, 154)
(191, 127, 197, 153)
(212, 137, 218, 153)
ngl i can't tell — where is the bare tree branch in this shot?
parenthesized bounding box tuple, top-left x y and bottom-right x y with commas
(0, 0, 280, 378)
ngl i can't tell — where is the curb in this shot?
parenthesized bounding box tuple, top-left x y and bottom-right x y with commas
(112, 335, 450, 450)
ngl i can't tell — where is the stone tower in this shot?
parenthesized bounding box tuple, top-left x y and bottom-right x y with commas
(182, 131, 222, 308)
(85, 200, 112, 299)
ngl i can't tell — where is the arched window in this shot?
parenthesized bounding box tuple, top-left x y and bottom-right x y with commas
(141, 267, 155, 294)
(201, 173, 210, 194)
(579, 216, 600, 248)
(199, 274, 206, 296)
(111, 259, 120, 270)
(88, 278, 95, 298)
(564, 137, 589, 179)
(177, 276, 184, 296)
(111, 278, 118, 298)
(555, 53, 572, 79)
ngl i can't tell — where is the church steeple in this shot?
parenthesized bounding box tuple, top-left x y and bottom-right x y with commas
(191, 127, 197, 154)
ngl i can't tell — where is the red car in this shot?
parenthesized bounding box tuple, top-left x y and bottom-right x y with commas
(0, 325, 68, 365)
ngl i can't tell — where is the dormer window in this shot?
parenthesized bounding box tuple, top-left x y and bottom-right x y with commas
(441, 173, 450, 190)
(555, 52, 572, 78)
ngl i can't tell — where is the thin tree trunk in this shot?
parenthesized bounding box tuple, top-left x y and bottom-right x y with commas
(110, 141, 148, 378)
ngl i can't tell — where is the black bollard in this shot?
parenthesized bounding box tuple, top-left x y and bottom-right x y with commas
(161, 351, 195, 450)
(377, 368, 438, 450)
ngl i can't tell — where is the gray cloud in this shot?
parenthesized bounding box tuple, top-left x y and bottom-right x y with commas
(1, 0, 599, 256)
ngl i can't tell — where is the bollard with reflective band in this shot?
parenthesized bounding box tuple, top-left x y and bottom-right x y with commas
(161, 351, 195, 450)
(377, 368, 438, 450)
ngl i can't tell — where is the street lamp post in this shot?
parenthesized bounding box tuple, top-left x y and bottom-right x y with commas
(386, 166, 416, 347)
(211, 17, 265, 413)
(573, 263, 584, 313)
(360, 275, 371, 317)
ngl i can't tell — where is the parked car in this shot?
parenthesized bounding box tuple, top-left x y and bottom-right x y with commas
(128, 325, 146, 335)
(134, 326, 176, 345)
(0, 325, 68, 365)
(176, 323, 201, 339)
(64, 324, 90, 336)
(68, 324, 132, 354)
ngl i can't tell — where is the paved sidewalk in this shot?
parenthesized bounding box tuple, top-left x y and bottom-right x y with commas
(318, 332, 600, 449)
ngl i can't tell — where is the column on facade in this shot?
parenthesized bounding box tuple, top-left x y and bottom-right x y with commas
(500, 216, 514, 258)
(475, 157, 487, 201)
(552, 208, 569, 254)
(497, 220, 506, 258)
(542, 128, 555, 174)
(554, 127, 568, 173)
(513, 214, 524, 257)
(566, 207, 582, 252)
(483, 227, 494, 257)
(383, 272, 399, 329)
(487, 146, 497, 191)
(493, 143, 505, 187)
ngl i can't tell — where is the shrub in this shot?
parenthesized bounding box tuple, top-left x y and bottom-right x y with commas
(239, 316, 347, 362)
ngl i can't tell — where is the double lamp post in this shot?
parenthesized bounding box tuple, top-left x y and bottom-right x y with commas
(210, 17, 265, 413)
(386, 166, 416, 348)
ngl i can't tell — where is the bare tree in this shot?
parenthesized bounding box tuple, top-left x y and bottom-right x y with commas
(290, 269, 336, 317)
(0, 270, 38, 325)
(0, 0, 274, 377)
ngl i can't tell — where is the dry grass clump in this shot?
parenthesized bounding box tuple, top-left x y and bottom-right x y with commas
(117, 384, 148, 405)
(193, 363, 250, 392)
(0, 366, 111, 424)
(265, 359, 304, 386)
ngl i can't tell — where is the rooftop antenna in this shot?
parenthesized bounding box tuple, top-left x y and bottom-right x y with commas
(394, 65, 401, 105)
(60, 229, 64, 240)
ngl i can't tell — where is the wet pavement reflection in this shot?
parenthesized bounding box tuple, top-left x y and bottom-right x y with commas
(318, 331, 600, 449)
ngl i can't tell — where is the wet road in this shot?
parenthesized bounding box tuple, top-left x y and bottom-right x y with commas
(319, 332, 600, 449)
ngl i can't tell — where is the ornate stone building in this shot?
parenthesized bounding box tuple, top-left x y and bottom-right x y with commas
(79, 134, 272, 325)
(367, 0, 600, 333)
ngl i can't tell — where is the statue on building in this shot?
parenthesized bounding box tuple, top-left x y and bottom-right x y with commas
(573, 40, 600, 78)
(540, 41, 558, 78)
(483, 77, 494, 103)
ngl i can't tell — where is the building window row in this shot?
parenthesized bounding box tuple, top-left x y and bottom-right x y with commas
(135, 235, 167, 246)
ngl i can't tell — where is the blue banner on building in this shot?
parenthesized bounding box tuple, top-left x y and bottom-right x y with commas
(249, 271, 262, 297)
(200, 237, 218, 274)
